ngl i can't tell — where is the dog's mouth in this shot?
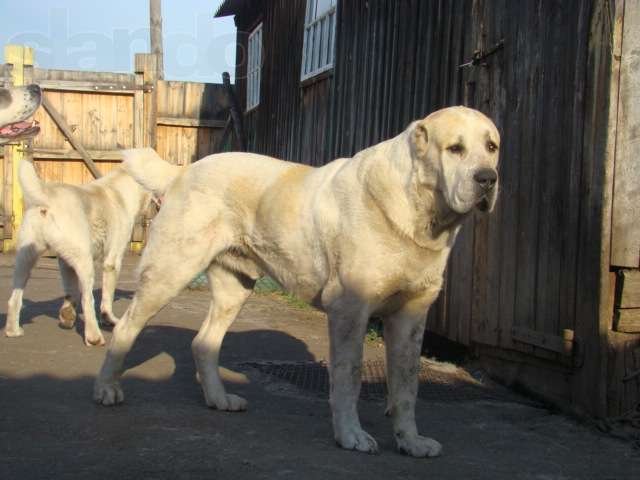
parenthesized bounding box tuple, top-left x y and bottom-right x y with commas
(0, 119, 40, 140)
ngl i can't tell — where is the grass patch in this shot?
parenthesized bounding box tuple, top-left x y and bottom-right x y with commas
(254, 277, 312, 310)
(365, 317, 384, 344)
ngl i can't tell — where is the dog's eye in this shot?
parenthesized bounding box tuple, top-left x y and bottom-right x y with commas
(447, 144, 464, 155)
(487, 141, 498, 153)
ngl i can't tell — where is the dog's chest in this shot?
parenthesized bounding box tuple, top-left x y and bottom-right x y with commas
(382, 247, 450, 296)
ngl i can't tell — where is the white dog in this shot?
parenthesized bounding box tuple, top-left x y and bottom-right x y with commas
(94, 106, 500, 457)
(5, 160, 151, 346)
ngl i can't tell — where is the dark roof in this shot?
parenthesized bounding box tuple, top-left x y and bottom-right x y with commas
(214, 0, 244, 17)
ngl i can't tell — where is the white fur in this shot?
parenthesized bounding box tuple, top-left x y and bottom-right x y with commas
(5, 161, 151, 346)
(121, 148, 181, 196)
(94, 106, 500, 457)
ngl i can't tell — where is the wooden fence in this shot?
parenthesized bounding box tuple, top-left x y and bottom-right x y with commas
(0, 47, 230, 251)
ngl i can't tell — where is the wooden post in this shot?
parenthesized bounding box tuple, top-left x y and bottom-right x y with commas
(133, 53, 158, 253)
(150, 0, 164, 80)
(3, 45, 34, 251)
(135, 54, 158, 149)
(222, 71, 247, 151)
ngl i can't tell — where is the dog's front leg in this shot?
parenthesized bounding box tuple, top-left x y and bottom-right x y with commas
(383, 292, 442, 458)
(327, 296, 378, 454)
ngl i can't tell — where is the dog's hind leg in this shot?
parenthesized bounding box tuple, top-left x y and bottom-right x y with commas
(6, 213, 46, 338)
(5, 242, 44, 337)
(61, 251, 103, 346)
(383, 291, 442, 458)
(94, 231, 229, 406)
(192, 265, 254, 411)
(99, 253, 124, 326)
(58, 258, 79, 330)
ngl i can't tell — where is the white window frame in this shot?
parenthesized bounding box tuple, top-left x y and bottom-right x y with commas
(301, 0, 337, 81)
(246, 22, 262, 111)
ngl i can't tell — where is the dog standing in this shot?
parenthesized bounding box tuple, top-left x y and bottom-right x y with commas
(2, 84, 151, 345)
(94, 106, 500, 457)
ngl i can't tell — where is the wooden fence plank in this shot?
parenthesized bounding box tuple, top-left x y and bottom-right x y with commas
(611, 1, 640, 267)
(41, 96, 102, 179)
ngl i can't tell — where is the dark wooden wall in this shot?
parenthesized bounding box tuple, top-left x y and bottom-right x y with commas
(229, 0, 622, 416)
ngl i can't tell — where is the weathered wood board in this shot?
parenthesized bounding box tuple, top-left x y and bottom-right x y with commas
(611, 1, 640, 268)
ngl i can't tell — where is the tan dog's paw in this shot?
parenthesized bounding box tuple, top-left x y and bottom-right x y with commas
(396, 433, 442, 458)
(206, 393, 248, 412)
(93, 381, 124, 406)
(4, 326, 25, 338)
(335, 427, 379, 454)
(84, 333, 106, 347)
(58, 304, 77, 329)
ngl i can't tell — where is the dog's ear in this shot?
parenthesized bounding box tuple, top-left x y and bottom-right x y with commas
(411, 121, 429, 158)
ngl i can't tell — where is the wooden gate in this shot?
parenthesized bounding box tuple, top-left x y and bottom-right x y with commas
(0, 47, 230, 252)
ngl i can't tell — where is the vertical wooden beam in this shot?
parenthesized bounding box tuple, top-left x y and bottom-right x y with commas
(132, 53, 158, 253)
(149, 0, 165, 80)
(135, 53, 158, 149)
(3, 45, 34, 251)
(610, 0, 640, 267)
(222, 71, 247, 151)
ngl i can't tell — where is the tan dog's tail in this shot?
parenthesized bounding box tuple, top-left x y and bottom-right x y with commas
(121, 148, 181, 196)
(19, 160, 48, 207)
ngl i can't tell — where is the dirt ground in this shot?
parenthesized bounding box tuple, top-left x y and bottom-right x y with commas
(0, 254, 638, 480)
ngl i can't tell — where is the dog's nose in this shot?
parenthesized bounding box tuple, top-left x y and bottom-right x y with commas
(473, 168, 497, 190)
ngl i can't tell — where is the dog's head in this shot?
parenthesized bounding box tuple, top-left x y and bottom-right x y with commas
(0, 84, 41, 145)
(410, 106, 500, 214)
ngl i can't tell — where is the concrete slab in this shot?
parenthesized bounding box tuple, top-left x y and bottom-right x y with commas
(0, 255, 637, 479)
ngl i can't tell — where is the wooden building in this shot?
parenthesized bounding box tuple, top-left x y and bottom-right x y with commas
(215, 0, 640, 418)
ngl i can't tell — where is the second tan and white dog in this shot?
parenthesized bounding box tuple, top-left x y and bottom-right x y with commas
(94, 106, 500, 457)
(5, 162, 151, 346)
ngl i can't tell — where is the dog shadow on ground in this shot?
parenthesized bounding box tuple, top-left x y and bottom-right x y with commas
(0, 325, 318, 409)
(0, 288, 134, 337)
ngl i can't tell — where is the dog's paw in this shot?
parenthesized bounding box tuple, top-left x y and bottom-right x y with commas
(206, 393, 248, 412)
(58, 306, 77, 329)
(84, 333, 106, 347)
(335, 427, 379, 454)
(396, 433, 442, 458)
(93, 381, 124, 406)
(4, 326, 25, 338)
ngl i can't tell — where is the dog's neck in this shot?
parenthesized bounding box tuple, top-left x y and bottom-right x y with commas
(360, 130, 464, 251)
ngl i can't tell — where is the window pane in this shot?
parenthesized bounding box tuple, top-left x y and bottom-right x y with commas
(315, 0, 332, 18)
(305, 0, 316, 24)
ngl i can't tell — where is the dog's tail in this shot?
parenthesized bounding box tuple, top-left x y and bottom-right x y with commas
(19, 160, 49, 207)
(121, 148, 181, 196)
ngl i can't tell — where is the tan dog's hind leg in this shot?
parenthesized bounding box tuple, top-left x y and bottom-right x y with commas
(384, 293, 442, 458)
(192, 265, 253, 411)
(327, 295, 379, 454)
(58, 258, 79, 329)
(94, 230, 229, 406)
(6, 242, 44, 337)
